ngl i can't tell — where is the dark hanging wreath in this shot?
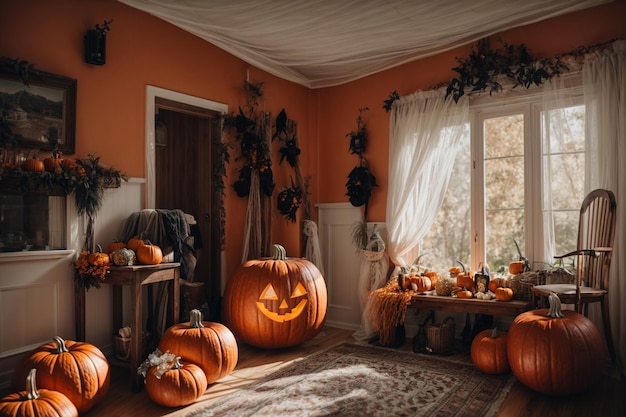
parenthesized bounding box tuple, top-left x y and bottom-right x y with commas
(277, 184, 302, 223)
(345, 165, 377, 208)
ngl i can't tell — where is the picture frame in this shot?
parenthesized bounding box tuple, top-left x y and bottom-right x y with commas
(0, 67, 76, 154)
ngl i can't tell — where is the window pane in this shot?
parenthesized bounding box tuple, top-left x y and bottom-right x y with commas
(421, 126, 470, 271)
(484, 114, 525, 270)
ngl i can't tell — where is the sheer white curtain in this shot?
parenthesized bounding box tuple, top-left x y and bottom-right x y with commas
(385, 89, 469, 269)
(583, 39, 626, 374)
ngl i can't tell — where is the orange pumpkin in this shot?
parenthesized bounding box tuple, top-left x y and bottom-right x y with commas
(107, 239, 126, 254)
(471, 328, 510, 375)
(507, 293, 604, 395)
(44, 153, 62, 172)
(495, 287, 514, 301)
(423, 271, 439, 290)
(10, 337, 110, 413)
(509, 261, 525, 275)
(126, 235, 145, 252)
(88, 244, 110, 266)
(136, 240, 163, 264)
(158, 309, 238, 386)
(60, 159, 77, 171)
(456, 289, 473, 299)
(145, 356, 207, 407)
(1, 369, 78, 417)
(414, 276, 432, 292)
(488, 277, 506, 293)
(223, 244, 328, 349)
(23, 155, 45, 172)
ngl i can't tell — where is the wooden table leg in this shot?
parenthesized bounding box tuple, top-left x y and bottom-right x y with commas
(130, 276, 143, 392)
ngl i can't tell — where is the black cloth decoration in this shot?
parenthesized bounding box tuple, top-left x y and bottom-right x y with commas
(346, 165, 377, 207)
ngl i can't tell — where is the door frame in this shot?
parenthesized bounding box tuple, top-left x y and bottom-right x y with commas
(145, 86, 228, 209)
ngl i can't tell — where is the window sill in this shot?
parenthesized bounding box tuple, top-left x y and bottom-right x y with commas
(0, 249, 75, 263)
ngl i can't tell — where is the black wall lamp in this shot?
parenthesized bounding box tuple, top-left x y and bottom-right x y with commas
(84, 19, 112, 65)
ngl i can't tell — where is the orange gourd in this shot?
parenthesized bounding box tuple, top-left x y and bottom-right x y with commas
(158, 309, 238, 386)
(10, 337, 110, 413)
(495, 287, 514, 301)
(507, 293, 604, 395)
(223, 244, 328, 349)
(44, 151, 62, 173)
(471, 328, 510, 375)
(455, 261, 475, 290)
(145, 356, 207, 407)
(456, 289, 473, 299)
(509, 261, 525, 275)
(424, 271, 439, 290)
(136, 240, 163, 264)
(1, 369, 78, 417)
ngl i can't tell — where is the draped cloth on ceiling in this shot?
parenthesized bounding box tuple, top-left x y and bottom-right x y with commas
(117, 0, 609, 88)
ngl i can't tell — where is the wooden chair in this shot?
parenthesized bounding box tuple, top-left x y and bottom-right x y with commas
(532, 189, 617, 362)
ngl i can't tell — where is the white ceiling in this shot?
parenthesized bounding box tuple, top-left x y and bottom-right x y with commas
(119, 0, 610, 88)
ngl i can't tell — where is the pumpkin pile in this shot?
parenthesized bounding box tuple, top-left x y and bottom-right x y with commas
(6, 337, 110, 414)
(137, 309, 239, 407)
(223, 244, 328, 349)
(106, 235, 165, 266)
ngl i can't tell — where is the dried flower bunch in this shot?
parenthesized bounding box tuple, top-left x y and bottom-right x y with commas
(73, 250, 110, 290)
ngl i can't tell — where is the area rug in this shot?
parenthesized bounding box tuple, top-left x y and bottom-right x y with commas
(185, 342, 515, 417)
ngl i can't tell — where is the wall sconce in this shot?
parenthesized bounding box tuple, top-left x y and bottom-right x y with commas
(84, 19, 112, 66)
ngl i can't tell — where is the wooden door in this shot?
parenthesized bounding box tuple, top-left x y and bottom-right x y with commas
(154, 99, 222, 306)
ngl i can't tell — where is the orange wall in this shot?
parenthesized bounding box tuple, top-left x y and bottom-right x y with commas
(315, 0, 626, 222)
(2, 0, 625, 279)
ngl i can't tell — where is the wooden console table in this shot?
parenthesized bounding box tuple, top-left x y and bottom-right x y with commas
(408, 293, 531, 316)
(75, 263, 180, 392)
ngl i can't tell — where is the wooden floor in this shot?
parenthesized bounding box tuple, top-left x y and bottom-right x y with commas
(55, 327, 626, 416)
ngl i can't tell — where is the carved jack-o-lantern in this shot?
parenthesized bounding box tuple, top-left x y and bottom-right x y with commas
(223, 244, 327, 349)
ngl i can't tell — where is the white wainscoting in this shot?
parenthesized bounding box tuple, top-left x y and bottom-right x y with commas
(317, 203, 388, 331)
(0, 178, 144, 391)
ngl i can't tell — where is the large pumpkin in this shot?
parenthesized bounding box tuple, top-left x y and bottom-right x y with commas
(471, 328, 510, 375)
(223, 244, 328, 349)
(1, 369, 78, 417)
(158, 309, 238, 386)
(10, 336, 110, 413)
(507, 293, 604, 396)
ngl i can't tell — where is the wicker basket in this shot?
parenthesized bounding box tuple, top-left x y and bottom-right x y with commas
(425, 316, 455, 354)
(113, 335, 131, 361)
(508, 271, 547, 300)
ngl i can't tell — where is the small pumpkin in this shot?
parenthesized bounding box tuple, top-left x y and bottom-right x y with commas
(136, 240, 163, 265)
(456, 289, 473, 299)
(455, 261, 474, 291)
(107, 239, 126, 254)
(507, 293, 604, 396)
(223, 243, 328, 349)
(509, 261, 525, 275)
(495, 287, 514, 301)
(1, 368, 78, 417)
(10, 336, 110, 413)
(60, 158, 77, 171)
(88, 244, 110, 266)
(423, 271, 439, 290)
(471, 328, 510, 375)
(145, 356, 207, 407)
(488, 277, 507, 293)
(158, 309, 238, 386)
(111, 248, 136, 266)
(126, 235, 145, 252)
(23, 154, 45, 172)
(412, 275, 431, 292)
(44, 151, 62, 172)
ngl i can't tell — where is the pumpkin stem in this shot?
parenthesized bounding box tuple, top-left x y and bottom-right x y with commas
(172, 356, 183, 370)
(490, 327, 499, 338)
(189, 309, 205, 328)
(24, 368, 40, 400)
(272, 244, 287, 260)
(547, 292, 565, 318)
(52, 336, 69, 353)
(96, 243, 103, 253)
(457, 260, 466, 274)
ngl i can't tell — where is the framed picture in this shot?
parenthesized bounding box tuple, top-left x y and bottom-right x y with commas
(0, 67, 76, 154)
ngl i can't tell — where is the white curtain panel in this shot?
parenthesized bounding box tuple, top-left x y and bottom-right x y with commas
(385, 89, 469, 268)
(583, 40, 626, 374)
(117, 0, 609, 88)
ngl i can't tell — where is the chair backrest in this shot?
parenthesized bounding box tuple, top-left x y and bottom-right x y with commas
(576, 189, 616, 290)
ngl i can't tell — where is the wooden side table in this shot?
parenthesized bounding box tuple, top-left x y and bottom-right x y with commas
(75, 262, 180, 392)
